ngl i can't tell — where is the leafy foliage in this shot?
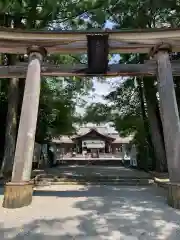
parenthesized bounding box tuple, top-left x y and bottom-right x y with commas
(82, 0, 180, 170)
(1, 0, 180, 171)
(83, 102, 112, 124)
(0, 0, 100, 162)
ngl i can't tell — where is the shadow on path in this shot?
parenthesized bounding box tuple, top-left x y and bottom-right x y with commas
(0, 185, 180, 239)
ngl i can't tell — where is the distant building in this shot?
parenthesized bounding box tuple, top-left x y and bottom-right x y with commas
(52, 126, 133, 160)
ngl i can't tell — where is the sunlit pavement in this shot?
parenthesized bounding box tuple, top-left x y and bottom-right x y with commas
(0, 185, 180, 239)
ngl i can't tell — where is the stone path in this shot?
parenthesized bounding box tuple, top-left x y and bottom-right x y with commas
(0, 185, 180, 239)
(38, 165, 151, 178)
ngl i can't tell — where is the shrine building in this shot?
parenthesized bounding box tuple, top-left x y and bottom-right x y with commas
(52, 126, 133, 159)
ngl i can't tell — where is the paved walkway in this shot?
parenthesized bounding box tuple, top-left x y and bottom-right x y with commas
(37, 166, 151, 178)
(0, 185, 180, 239)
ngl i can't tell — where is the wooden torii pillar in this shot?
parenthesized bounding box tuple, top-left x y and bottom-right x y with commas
(151, 44, 180, 209)
(3, 46, 46, 209)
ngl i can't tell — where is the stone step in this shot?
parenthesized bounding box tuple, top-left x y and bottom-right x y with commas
(154, 178, 169, 189)
(34, 174, 151, 180)
(36, 177, 153, 181)
(34, 177, 154, 186)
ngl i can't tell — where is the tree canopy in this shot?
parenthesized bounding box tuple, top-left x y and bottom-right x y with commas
(1, 0, 180, 172)
(81, 0, 180, 171)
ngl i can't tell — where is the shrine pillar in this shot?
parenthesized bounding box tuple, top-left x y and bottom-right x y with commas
(153, 44, 180, 208)
(3, 46, 46, 209)
(122, 144, 126, 159)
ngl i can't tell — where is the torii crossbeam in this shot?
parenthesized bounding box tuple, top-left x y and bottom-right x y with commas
(0, 27, 180, 54)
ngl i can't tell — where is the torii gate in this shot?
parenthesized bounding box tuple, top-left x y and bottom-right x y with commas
(1, 27, 180, 209)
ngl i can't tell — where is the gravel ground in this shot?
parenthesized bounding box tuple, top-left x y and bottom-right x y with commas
(0, 185, 180, 240)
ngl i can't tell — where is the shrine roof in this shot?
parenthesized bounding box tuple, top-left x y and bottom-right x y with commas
(73, 127, 115, 140)
(77, 126, 109, 136)
(52, 126, 134, 144)
(52, 136, 74, 144)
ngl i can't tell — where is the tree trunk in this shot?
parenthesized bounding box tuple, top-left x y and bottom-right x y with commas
(0, 16, 24, 177)
(136, 77, 154, 170)
(174, 78, 180, 114)
(1, 66, 19, 176)
(143, 77, 167, 172)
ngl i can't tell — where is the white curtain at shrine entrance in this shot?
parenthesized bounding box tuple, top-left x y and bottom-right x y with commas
(82, 140, 105, 149)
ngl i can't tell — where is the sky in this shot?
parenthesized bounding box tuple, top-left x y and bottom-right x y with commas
(74, 20, 124, 133)
(76, 68, 122, 115)
(76, 19, 122, 115)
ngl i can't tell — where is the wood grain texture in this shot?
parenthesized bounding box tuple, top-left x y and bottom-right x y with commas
(167, 183, 180, 209)
(11, 53, 42, 182)
(156, 51, 180, 182)
(3, 182, 33, 208)
(1, 61, 180, 77)
(0, 63, 155, 77)
(0, 27, 180, 53)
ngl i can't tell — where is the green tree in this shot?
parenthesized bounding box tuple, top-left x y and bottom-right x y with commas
(86, 0, 180, 172)
(0, 0, 95, 175)
(83, 103, 112, 124)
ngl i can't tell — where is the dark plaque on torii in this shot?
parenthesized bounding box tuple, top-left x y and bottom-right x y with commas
(75, 32, 109, 75)
(86, 33, 109, 74)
